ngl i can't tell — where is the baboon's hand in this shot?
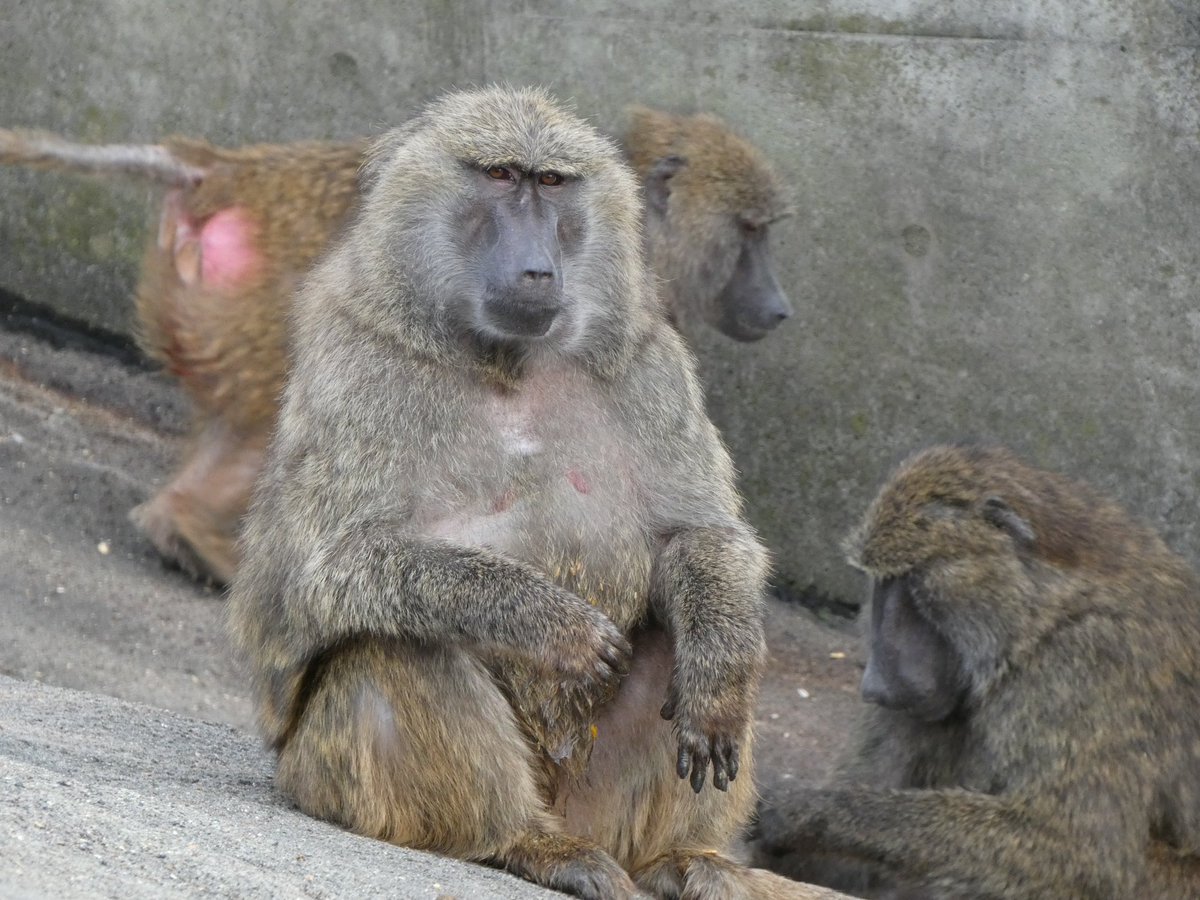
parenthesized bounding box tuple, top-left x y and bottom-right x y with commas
(660, 691, 747, 793)
(537, 591, 631, 693)
(754, 796, 822, 856)
(755, 790, 842, 864)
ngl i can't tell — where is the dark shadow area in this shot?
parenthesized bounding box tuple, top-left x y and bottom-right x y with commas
(771, 577, 860, 621)
(0, 285, 152, 372)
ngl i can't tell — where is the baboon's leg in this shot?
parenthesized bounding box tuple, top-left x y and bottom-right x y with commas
(130, 418, 264, 584)
(638, 850, 851, 900)
(281, 639, 637, 900)
(561, 628, 756, 891)
(137, 190, 282, 410)
(501, 830, 643, 900)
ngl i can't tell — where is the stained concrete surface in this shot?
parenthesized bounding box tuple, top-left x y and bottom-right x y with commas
(0, 324, 862, 896)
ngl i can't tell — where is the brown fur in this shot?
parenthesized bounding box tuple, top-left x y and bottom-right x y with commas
(625, 109, 787, 221)
(1, 108, 790, 585)
(127, 138, 365, 582)
(759, 444, 1200, 899)
(225, 86, 819, 899)
(135, 137, 365, 425)
(625, 107, 793, 341)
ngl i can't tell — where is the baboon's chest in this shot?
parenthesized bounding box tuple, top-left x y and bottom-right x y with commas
(411, 367, 653, 629)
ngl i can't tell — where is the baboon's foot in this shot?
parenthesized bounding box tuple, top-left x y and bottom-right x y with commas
(130, 495, 234, 585)
(499, 830, 642, 900)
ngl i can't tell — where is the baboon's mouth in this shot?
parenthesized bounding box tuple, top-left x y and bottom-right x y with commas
(485, 298, 560, 338)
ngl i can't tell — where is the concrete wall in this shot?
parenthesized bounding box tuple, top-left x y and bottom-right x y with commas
(2, 1, 1198, 603)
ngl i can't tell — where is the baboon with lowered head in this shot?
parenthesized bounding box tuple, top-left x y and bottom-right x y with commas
(1, 109, 792, 585)
(758, 444, 1200, 899)
(227, 86, 826, 900)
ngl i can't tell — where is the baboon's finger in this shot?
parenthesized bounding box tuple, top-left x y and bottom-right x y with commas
(660, 696, 677, 720)
(712, 763, 729, 792)
(726, 741, 740, 782)
(676, 745, 692, 780)
(689, 749, 709, 793)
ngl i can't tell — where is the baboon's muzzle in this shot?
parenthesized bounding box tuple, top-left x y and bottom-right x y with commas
(483, 191, 563, 338)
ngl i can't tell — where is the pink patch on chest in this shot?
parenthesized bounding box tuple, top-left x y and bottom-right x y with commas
(492, 489, 518, 513)
(566, 469, 591, 495)
(198, 207, 261, 290)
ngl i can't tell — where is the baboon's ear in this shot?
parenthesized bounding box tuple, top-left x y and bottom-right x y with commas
(981, 496, 1035, 546)
(644, 155, 686, 216)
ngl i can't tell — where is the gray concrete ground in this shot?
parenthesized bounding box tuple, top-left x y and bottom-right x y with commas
(0, 322, 862, 896)
(0, 676, 572, 900)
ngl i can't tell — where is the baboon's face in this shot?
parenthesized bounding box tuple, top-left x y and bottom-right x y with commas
(847, 447, 1050, 722)
(709, 220, 792, 342)
(454, 163, 581, 341)
(360, 87, 640, 357)
(647, 168, 792, 342)
(632, 111, 794, 343)
(861, 573, 965, 722)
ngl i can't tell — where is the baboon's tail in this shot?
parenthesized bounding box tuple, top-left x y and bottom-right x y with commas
(0, 128, 205, 185)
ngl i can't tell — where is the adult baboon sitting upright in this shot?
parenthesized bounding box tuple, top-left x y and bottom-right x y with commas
(227, 86, 825, 900)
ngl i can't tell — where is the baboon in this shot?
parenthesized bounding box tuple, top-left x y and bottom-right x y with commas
(223, 85, 820, 900)
(1, 128, 366, 582)
(625, 106, 793, 342)
(757, 444, 1200, 899)
(1, 108, 792, 584)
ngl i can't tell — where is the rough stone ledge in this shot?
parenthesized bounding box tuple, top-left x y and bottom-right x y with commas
(0, 675, 566, 899)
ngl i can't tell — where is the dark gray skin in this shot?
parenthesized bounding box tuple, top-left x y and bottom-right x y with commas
(713, 223, 792, 341)
(859, 575, 964, 723)
(469, 165, 570, 338)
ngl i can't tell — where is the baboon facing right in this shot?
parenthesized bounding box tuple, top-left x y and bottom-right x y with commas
(758, 444, 1200, 898)
(627, 106, 793, 342)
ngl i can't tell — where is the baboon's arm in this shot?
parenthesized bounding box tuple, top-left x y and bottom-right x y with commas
(287, 519, 630, 682)
(238, 518, 633, 745)
(764, 783, 1143, 900)
(616, 330, 769, 792)
(652, 524, 767, 793)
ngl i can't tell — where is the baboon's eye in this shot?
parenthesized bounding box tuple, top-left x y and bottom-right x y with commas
(740, 220, 761, 235)
(487, 166, 513, 180)
(538, 171, 565, 187)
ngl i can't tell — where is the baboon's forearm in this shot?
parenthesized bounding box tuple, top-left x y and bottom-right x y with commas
(653, 526, 768, 692)
(292, 521, 591, 653)
(783, 787, 1139, 900)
